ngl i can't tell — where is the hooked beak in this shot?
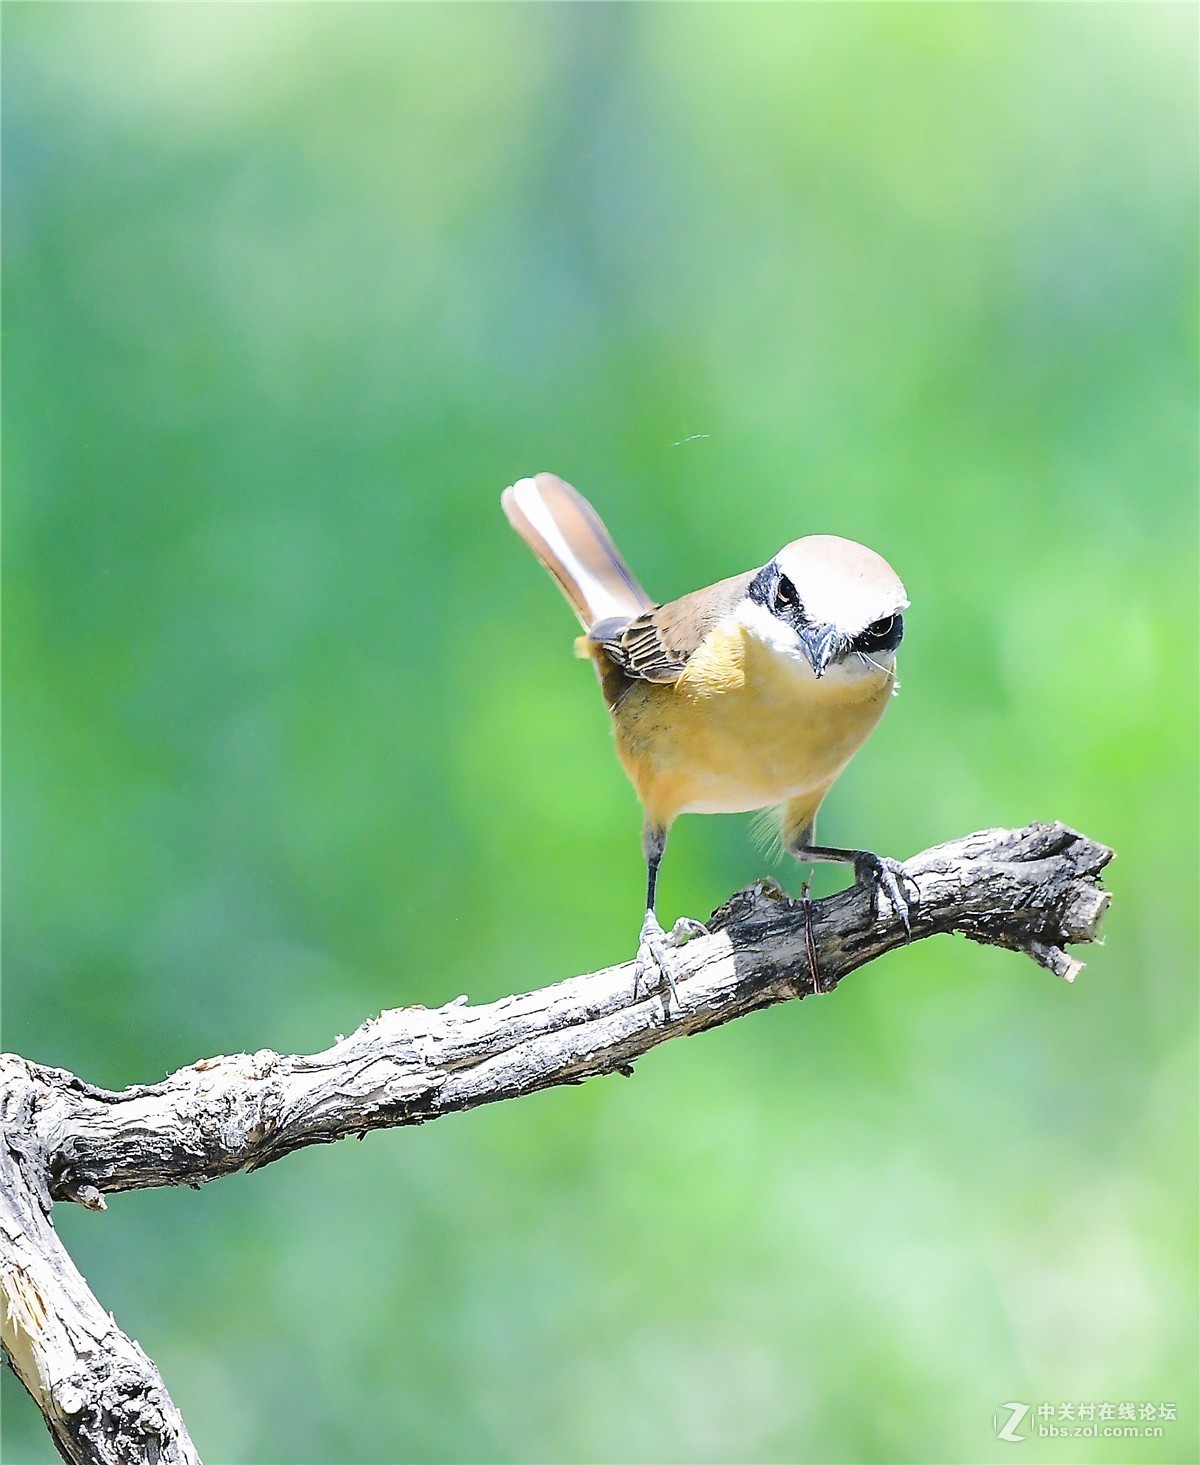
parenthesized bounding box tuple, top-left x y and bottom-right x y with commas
(799, 624, 840, 679)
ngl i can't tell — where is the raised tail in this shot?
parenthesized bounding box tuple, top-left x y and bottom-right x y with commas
(501, 473, 654, 630)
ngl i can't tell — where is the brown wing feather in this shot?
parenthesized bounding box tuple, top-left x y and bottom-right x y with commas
(591, 570, 757, 685)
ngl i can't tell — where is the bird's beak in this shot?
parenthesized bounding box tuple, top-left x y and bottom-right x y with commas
(799, 624, 839, 679)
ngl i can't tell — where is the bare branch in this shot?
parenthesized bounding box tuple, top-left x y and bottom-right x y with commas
(0, 1114, 200, 1463)
(4, 822, 1112, 1207)
(0, 821, 1113, 1462)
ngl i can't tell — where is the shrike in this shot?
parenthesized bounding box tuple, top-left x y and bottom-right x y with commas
(502, 472, 911, 996)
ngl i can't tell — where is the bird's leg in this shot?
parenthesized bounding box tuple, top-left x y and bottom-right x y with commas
(633, 826, 684, 1010)
(790, 842, 916, 938)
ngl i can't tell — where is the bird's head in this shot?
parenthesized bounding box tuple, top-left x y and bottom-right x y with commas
(742, 535, 908, 681)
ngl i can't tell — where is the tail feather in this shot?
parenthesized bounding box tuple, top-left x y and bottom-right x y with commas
(501, 473, 654, 630)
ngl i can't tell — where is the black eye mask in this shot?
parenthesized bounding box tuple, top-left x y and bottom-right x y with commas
(851, 613, 904, 655)
(749, 564, 807, 628)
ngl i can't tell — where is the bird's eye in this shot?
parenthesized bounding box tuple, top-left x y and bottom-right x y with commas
(773, 576, 800, 614)
(853, 613, 904, 653)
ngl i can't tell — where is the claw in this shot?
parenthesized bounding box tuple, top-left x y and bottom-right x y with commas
(664, 916, 708, 949)
(634, 912, 680, 1011)
(854, 853, 916, 939)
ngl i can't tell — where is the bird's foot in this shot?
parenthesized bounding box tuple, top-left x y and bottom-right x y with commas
(633, 912, 683, 1011)
(853, 853, 916, 939)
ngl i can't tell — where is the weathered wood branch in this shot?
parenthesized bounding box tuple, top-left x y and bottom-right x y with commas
(0, 1115, 200, 1463)
(6, 822, 1110, 1205)
(0, 821, 1112, 1464)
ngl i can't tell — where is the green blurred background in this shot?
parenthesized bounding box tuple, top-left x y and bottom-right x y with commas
(3, 4, 1196, 1462)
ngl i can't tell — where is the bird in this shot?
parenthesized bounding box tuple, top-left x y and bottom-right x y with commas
(501, 471, 911, 1001)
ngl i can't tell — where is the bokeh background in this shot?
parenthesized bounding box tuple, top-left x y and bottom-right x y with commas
(3, 5, 1196, 1463)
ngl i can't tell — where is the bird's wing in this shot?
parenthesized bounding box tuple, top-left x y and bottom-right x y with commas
(590, 570, 757, 685)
